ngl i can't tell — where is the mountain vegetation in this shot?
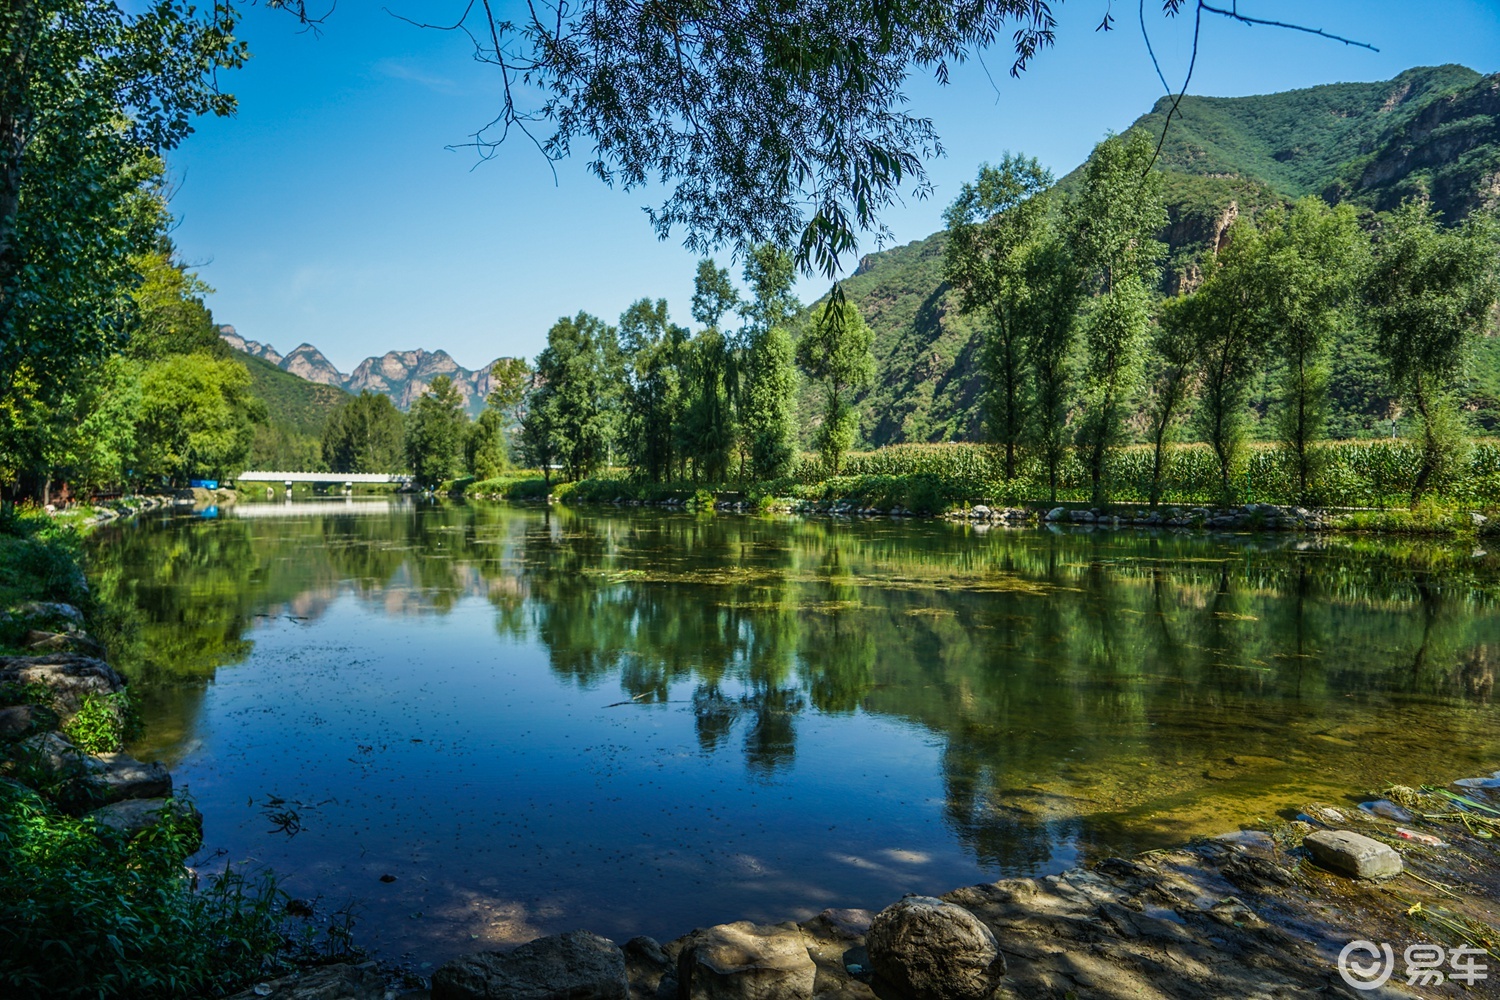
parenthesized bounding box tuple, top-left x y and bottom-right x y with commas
(832, 65, 1500, 450)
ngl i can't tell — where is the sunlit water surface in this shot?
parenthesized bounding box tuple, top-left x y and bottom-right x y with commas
(85, 500, 1500, 961)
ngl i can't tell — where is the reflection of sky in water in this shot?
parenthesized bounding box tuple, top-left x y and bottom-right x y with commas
(172, 597, 999, 959)
(95, 505, 1500, 961)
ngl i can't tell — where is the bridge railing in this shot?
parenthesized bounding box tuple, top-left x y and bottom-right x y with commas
(235, 472, 413, 484)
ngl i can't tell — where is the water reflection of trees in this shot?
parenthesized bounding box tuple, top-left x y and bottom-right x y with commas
(88, 505, 1500, 860)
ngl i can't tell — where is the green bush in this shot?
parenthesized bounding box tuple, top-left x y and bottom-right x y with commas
(0, 784, 301, 999)
(61, 691, 138, 756)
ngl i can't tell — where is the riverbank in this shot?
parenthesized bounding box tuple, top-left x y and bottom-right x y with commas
(461, 473, 1498, 537)
(0, 505, 358, 999)
(234, 766, 1500, 1000)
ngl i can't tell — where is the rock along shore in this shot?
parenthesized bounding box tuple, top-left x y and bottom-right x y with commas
(232, 777, 1500, 1000)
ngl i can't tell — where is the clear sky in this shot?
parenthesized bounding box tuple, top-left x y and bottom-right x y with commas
(164, 1, 1500, 373)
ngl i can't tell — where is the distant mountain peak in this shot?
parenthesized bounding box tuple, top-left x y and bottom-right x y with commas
(218, 325, 284, 366)
(219, 330, 515, 417)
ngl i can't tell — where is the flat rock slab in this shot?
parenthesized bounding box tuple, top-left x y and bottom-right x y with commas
(227, 962, 387, 1000)
(0, 654, 124, 716)
(1305, 829, 1403, 879)
(678, 921, 816, 1000)
(867, 897, 1003, 1000)
(86, 752, 172, 804)
(432, 930, 628, 1000)
(89, 797, 201, 849)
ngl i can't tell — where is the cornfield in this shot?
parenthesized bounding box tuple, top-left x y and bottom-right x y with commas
(790, 440, 1500, 507)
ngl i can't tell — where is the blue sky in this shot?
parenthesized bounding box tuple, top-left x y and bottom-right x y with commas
(165, 1, 1500, 372)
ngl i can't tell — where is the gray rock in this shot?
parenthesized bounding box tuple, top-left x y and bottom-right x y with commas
(89, 797, 202, 849)
(18, 730, 83, 776)
(86, 752, 172, 804)
(866, 896, 1004, 1000)
(1044, 507, 1065, 522)
(432, 930, 628, 1000)
(808, 908, 875, 941)
(1304, 830, 1403, 879)
(227, 962, 387, 999)
(1472, 512, 1488, 527)
(25, 629, 105, 655)
(0, 704, 39, 740)
(970, 505, 990, 518)
(678, 921, 816, 1000)
(0, 653, 125, 717)
(622, 936, 672, 1000)
(5, 601, 85, 626)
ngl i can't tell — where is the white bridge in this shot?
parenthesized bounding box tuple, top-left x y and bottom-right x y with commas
(235, 471, 413, 485)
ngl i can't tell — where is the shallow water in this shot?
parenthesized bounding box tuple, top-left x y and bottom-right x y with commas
(85, 500, 1500, 961)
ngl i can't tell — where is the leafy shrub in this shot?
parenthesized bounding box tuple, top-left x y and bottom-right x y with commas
(0, 783, 357, 998)
(61, 691, 138, 756)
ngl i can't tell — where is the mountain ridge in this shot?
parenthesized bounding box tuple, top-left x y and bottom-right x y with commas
(829, 64, 1500, 449)
(219, 326, 505, 416)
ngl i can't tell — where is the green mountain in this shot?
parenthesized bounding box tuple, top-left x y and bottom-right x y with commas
(235, 350, 350, 469)
(834, 65, 1500, 448)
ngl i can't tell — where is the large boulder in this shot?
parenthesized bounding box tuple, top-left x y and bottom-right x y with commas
(1304, 830, 1403, 879)
(866, 896, 1005, 1000)
(15, 731, 84, 778)
(677, 921, 816, 1000)
(431, 930, 628, 1000)
(0, 653, 124, 717)
(88, 797, 202, 852)
(85, 752, 172, 804)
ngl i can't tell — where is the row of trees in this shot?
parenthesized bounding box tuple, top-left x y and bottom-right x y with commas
(945, 130, 1500, 506)
(513, 247, 876, 487)
(0, 2, 249, 500)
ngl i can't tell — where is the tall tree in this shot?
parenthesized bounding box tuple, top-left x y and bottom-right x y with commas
(943, 155, 1054, 482)
(619, 298, 688, 482)
(1183, 218, 1271, 502)
(529, 313, 615, 481)
(485, 357, 533, 430)
(681, 262, 740, 482)
(1066, 130, 1167, 505)
(796, 300, 874, 476)
(1024, 232, 1084, 503)
(1367, 200, 1500, 504)
(738, 245, 801, 481)
(1262, 199, 1367, 504)
(135, 354, 263, 484)
(466, 404, 510, 480)
(405, 375, 467, 486)
(1143, 299, 1198, 507)
(0, 2, 243, 420)
(323, 391, 405, 474)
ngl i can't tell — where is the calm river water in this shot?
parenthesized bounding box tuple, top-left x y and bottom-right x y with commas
(84, 500, 1500, 961)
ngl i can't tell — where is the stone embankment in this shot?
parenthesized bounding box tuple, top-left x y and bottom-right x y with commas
(0, 601, 200, 842)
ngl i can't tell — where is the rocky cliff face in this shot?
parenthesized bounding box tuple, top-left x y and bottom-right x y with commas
(345, 349, 494, 413)
(218, 326, 283, 366)
(219, 330, 504, 416)
(1344, 72, 1500, 220)
(279, 344, 346, 387)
